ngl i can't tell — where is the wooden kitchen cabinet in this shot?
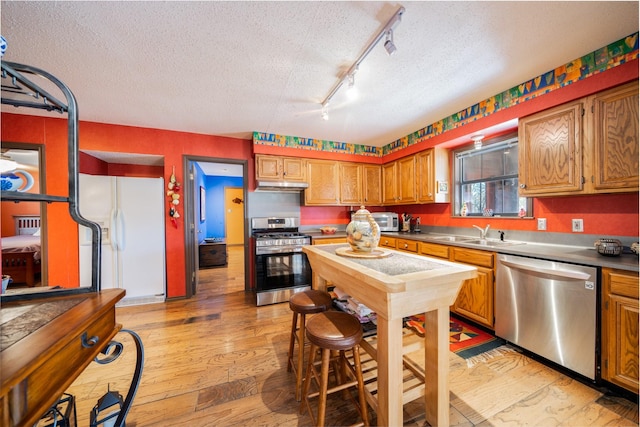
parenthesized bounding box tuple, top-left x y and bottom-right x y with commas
(313, 236, 346, 245)
(601, 268, 639, 394)
(255, 154, 306, 182)
(450, 247, 495, 329)
(419, 242, 450, 259)
(339, 162, 362, 205)
(382, 155, 417, 205)
(396, 238, 418, 253)
(305, 159, 339, 205)
(518, 81, 639, 197)
(362, 164, 382, 205)
(379, 236, 396, 249)
(518, 99, 584, 196)
(416, 148, 450, 203)
(591, 81, 639, 192)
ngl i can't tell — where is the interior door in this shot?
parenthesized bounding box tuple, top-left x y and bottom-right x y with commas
(224, 187, 244, 245)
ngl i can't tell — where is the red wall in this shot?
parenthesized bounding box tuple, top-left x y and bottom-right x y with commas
(2, 115, 253, 296)
(2, 60, 638, 297)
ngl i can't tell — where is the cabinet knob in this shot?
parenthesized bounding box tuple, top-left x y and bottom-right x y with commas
(519, 184, 526, 189)
(404, 243, 408, 248)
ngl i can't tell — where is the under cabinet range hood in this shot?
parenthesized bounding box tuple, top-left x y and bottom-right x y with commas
(255, 180, 309, 192)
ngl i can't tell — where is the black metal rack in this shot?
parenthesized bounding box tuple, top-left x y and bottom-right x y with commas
(2, 61, 144, 427)
(1, 60, 101, 300)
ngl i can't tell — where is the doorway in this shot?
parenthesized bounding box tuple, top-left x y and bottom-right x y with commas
(183, 156, 249, 298)
(224, 187, 244, 245)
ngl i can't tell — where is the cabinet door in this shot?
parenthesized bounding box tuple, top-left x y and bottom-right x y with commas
(382, 162, 397, 204)
(417, 149, 435, 203)
(518, 100, 584, 196)
(602, 268, 639, 393)
(379, 236, 396, 249)
(592, 81, 639, 192)
(339, 163, 362, 205)
(305, 160, 339, 205)
(255, 154, 282, 180)
(362, 164, 382, 205)
(452, 266, 494, 329)
(282, 157, 306, 182)
(397, 155, 417, 203)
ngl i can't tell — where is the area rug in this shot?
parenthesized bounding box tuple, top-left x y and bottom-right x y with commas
(405, 315, 514, 367)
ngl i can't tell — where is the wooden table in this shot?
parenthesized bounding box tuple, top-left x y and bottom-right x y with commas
(0, 289, 125, 426)
(303, 244, 477, 426)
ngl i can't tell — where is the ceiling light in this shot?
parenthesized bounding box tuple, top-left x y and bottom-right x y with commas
(321, 103, 329, 121)
(472, 135, 484, 150)
(320, 6, 405, 119)
(384, 30, 397, 55)
(346, 73, 357, 99)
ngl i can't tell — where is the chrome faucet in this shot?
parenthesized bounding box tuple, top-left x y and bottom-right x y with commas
(473, 224, 490, 239)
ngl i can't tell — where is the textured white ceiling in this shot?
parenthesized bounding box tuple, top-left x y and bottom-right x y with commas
(1, 1, 638, 147)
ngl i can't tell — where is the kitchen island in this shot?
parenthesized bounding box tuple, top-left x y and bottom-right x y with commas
(303, 244, 477, 427)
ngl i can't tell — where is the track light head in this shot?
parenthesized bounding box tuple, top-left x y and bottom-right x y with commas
(321, 103, 329, 121)
(384, 30, 397, 55)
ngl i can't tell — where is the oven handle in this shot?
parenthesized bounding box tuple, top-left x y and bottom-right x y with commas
(500, 259, 591, 281)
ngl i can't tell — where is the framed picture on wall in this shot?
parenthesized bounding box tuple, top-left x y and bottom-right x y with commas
(200, 186, 206, 222)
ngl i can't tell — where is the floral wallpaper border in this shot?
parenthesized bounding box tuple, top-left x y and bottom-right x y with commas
(254, 32, 639, 158)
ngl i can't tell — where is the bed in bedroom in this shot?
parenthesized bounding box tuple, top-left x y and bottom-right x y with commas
(1, 215, 42, 287)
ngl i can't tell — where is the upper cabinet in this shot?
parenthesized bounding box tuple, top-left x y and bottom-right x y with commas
(362, 164, 382, 205)
(338, 162, 362, 205)
(416, 147, 450, 203)
(305, 159, 339, 205)
(383, 155, 417, 205)
(518, 81, 638, 197)
(592, 82, 639, 192)
(255, 154, 306, 182)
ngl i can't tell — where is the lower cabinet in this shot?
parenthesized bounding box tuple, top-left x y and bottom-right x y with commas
(312, 236, 346, 245)
(449, 247, 495, 329)
(601, 268, 639, 393)
(379, 236, 396, 249)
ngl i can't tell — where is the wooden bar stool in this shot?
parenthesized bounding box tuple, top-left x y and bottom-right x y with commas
(288, 289, 333, 401)
(300, 311, 369, 427)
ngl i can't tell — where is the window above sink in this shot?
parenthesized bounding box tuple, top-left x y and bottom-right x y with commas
(453, 133, 533, 218)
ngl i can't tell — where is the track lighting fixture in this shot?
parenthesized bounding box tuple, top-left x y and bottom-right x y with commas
(320, 6, 405, 120)
(384, 30, 397, 55)
(321, 103, 329, 121)
(472, 135, 484, 150)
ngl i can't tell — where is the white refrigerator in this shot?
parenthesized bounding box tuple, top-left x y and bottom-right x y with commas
(79, 173, 166, 305)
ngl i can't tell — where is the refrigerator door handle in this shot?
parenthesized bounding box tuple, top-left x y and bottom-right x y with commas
(110, 208, 118, 251)
(116, 209, 126, 251)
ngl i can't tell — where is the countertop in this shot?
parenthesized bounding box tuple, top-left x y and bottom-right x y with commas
(306, 230, 639, 273)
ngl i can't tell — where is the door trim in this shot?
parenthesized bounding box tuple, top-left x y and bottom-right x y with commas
(182, 156, 249, 298)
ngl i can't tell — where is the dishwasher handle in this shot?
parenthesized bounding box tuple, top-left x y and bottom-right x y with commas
(500, 259, 591, 281)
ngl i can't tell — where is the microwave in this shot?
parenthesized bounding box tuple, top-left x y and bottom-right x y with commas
(352, 212, 398, 232)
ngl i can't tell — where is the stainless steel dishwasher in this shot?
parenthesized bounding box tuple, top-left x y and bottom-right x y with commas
(495, 254, 598, 380)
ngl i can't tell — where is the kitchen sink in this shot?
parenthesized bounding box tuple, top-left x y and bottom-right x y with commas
(427, 235, 476, 242)
(466, 239, 525, 247)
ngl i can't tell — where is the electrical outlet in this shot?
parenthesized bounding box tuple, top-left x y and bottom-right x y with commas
(537, 218, 547, 231)
(572, 218, 584, 232)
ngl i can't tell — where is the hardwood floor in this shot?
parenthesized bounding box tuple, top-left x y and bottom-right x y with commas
(65, 246, 638, 426)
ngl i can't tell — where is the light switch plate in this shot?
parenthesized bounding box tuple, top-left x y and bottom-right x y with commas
(537, 218, 547, 230)
(572, 219, 584, 232)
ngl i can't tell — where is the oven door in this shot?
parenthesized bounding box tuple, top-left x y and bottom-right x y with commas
(254, 251, 311, 305)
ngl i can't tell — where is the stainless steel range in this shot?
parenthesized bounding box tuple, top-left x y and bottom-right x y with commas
(250, 217, 312, 306)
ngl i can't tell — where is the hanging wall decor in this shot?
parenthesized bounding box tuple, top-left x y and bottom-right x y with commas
(167, 166, 181, 228)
